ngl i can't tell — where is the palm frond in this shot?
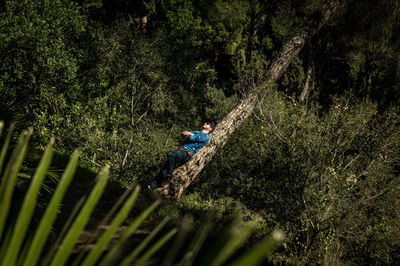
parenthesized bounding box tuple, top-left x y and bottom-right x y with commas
(0, 125, 282, 266)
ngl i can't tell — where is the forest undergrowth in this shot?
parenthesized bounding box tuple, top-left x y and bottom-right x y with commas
(1, 0, 400, 264)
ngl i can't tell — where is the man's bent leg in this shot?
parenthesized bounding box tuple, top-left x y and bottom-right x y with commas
(155, 150, 183, 186)
(155, 160, 169, 185)
(150, 150, 191, 190)
(167, 150, 190, 175)
(167, 150, 178, 175)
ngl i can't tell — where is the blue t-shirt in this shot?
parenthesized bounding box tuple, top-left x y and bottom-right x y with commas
(182, 131, 210, 156)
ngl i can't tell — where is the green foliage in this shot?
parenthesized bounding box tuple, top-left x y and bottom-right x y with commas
(1, 0, 400, 264)
(281, 56, 305, 93)
(178, 192, 267, 236)
(164, 0, 202, 44)
(194, 90, 400, 264)
(270, 6, 299, 41)
(0, 126, 176, 266)
(0, 127, 160, 266)
(0, 124, 281, 265)
(311, 0, 400, 107)
(0, 0, 86, 120)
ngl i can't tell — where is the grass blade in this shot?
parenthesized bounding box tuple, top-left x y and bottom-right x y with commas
(41, 197, 86, 266)
(229, 230, 284, 266)
(161, 215, 192, 266)
(132, 228, 178, 266)
(0, 122, 14, 175)
(71, 185, 133, 266)
(179, 219, 213, 266)
(2, 138, 54, 266)
(0, 121, 3, 137)
(98, 200, 160, 266)
(23, 150, 80, 266)
(16, 233, 33, 266)
(0, 129, 31, 241)
(0, 124, 16, 198)
(120, 217, 171, 266)
(50, 165, 110, 266)
(80, 186, 141, 266)
(210, 224, 254, 266)
(0, 226, 13, 263)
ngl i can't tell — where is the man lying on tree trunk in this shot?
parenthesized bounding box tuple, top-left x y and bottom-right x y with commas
(148, 121, 215, 190)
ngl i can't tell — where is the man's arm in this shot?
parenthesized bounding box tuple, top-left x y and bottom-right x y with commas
(189, 132, 209, 143)
(182, 131, 193, 140)
(182, 131, 193, 136)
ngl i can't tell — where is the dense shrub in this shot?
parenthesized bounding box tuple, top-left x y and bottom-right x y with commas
(193, 90, 400, 264)
(0, 0, 86, 124)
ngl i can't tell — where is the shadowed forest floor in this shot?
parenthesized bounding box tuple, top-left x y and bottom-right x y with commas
(17, 150, 171, 265)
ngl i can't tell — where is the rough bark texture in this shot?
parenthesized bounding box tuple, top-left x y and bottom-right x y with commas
(300, 43, 318, 103)
(157, 0, 342, 200)
(300, 63, 315, 102)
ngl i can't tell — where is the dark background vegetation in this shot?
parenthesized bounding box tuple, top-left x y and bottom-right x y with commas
(1, 0, 400, 264)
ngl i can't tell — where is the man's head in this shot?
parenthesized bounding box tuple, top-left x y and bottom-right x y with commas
(203, 121, 215, 133)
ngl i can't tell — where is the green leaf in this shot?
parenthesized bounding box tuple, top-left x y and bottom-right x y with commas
(0, 128, 31, 242)
(210, 223, 254, 266)
(41, 197, 86, 266)
(70, 185, 134, 266)
(133, 228, 178, 266)
(161, 214, 193, 266)
(98, 200, 160, 266)
(2, 138, 54, 266)
(178, 219, 212, 266)
(0, 227, 13, 263)
(23, 150, 80, 266)
(16, 233, 33, 266)
(120, 217, 171, 266)
(80, 186, 140, 266)
(50, 165, 110, 266)
(229, 230, 284, 266)
(0, 123, 15, 192)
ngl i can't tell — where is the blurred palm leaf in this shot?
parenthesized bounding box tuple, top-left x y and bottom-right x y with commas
(0, 122, 282, 266)
(0, 124, 167, 266)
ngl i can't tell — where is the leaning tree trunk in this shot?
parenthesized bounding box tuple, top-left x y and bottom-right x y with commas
(300, 42, 318, 103)
(157, 0, 342, 200)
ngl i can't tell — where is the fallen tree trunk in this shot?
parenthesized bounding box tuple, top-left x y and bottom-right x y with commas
(158, 0, 342, 200)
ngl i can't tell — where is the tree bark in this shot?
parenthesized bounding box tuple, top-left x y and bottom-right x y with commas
(300, 42, 318, 103)
(300, 61, 315, 103)
(157, 0, 342, 200)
